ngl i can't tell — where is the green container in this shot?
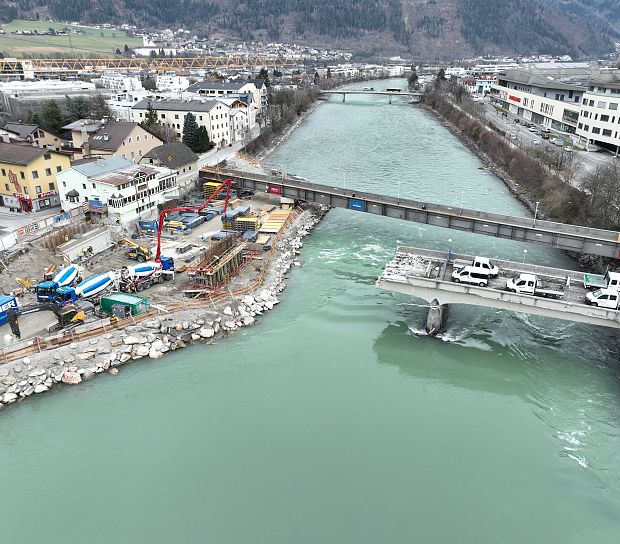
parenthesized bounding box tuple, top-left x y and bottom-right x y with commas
(100, 292, 150, 318)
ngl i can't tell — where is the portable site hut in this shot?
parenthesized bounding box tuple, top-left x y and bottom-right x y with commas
(100, 293, 149, 319)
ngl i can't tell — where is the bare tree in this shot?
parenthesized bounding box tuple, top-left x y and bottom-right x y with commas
(580, 161, 620, 227)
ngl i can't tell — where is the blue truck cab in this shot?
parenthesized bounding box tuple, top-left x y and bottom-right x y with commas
(54, 287, 78, 305)
(36, 280, 60, 302)
(160, 256, 175, 271)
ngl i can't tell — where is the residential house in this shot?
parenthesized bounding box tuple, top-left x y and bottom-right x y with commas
(577, 72, 620, 154)
(140, 141, 198, 192)
(57, 156, 177, 225)
(0, 142, 70, 211)
(132, 98, 232, 146)
(62, 119, 163, 162)
(0, 122, 66, 149)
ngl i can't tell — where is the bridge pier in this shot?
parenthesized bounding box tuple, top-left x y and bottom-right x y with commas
(342, 93, 345, 103)
(425, 299, 448, 336)
(389, 95, 392, 105)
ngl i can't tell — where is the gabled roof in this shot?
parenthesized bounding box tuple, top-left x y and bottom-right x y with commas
(186, 80, 249, 93)
(247, 78, 266, 89)
(62, 119, 104, 132)
(3, 123, 39, 139)
(0, 142, 48, 165)
(87, 121, 140, 152)
(141, 141, 198, 169)
(132, 97, 224, 113)
(71, 156, 134, 177)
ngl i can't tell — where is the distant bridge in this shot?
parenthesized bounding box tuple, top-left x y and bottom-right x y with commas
(319, 89, 422, 103)
(202, 166, 620, 259)
(0, 56, 296, 77)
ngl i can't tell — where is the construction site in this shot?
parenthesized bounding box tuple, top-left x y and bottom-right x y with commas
(0, 168, 317, 362)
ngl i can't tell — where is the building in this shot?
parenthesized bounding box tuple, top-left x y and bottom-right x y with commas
(576, 71, 620, 154)
(140, 141, 198, 192)
(490, 63, 591, 134)
(0, 122, 66, 149)
(57, 156, 177, 224)
(132, 97, 232, 146)
(156, 75, 190, 92)
(0, 142, 70, 211)
(107, 90, 160, 121)
(0, 79, 101, 118)
(62, 119, 163, 161)
(186, 80, 265, 114)
(98, 74, 144, 92)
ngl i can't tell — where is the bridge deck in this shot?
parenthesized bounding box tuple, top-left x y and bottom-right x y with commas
(202, 167, 620, 258)
(376, 247, 620, 330)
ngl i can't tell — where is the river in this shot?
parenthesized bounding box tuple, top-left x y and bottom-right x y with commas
(1, 79, 619, 543)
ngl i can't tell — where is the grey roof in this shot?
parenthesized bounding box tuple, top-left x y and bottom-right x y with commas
(247, 78, 266, 89)
(141, 142, 198, 169)
(62, 119, 104, 132)
(499, 65, 594, 90)
(0, 142, 47, 165)
(71, 156, 134, 177)
(133, 98, 222, 112)
(87, 121, 139, 151)
(3, 123, 39, 139)
(186, 80, 248, 93)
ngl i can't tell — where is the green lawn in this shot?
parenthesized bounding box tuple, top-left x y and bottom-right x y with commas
(0, 19, 142, 57)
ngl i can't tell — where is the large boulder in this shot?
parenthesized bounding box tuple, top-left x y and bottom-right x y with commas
(61, 371, 82, 385)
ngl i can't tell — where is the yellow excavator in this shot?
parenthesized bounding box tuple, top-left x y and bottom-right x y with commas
(119, 239, 153, 262)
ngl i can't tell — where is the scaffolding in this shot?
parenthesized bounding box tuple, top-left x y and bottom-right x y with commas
(186, 237, 248, 291)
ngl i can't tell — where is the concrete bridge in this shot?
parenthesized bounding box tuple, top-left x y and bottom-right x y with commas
(377, 247, 620, 333)
(319, 89, 422, 103)
(202, 167, 620, 259)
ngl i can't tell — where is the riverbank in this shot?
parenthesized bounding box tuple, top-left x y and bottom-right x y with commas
(0, 204, 327, 408)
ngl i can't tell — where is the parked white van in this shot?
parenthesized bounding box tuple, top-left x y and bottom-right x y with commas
(451, 266, 490, 287)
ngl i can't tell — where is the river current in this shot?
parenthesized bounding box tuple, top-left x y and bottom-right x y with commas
(1, 79, 619, 543)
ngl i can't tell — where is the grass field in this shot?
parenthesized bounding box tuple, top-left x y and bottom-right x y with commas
(0, 19, 142, 57)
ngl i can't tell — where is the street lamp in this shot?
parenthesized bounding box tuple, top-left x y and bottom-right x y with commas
(343, 172, 347, 195)
(397, 180, 400, 203)
(533, 201, 540, 226)
(522, 249, 528, 264)
(459, 191, 464, 215)
(447, 238, 453, 261)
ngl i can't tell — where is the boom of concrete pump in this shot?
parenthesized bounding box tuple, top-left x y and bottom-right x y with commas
(154, 178, 234, 262)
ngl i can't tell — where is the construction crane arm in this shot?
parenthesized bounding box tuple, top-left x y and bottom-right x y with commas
(155, 178, 233, 261)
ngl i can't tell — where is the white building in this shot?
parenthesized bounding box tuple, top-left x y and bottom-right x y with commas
(107, 90, 160, 121)
(156, 75, 190, 92)
(140, 141, 198, 192)
(490, 63, 591, 134)
(57, 156, 177, 224)
(98, 74, 144, 92)
(576, 72, 620, 154)
(132, 97, 232, 146)
(185, 80, 266, 115)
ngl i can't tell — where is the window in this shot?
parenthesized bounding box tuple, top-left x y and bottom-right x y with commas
(128, 137, 132, 143)
(4, 183, 9, 191)
(82, 183, 87, 189)
(603, 129, 612, 136)
(583, 124, 589, 131)
(32, 170, 39, 179)
(35, 185, 42, 194)
(62, 182, 66, 187)
(601, 115, 609, 122)
(45, 168, 51, 176)
(20, 172, 24, 180)
(597, 101, 606, 108)
(92, 183, 96, 189)
(1, 168, 5, 176)
(174, 114, 179, 119)
(43, 152, 51, 160)
(24, 186, 28, 195)
(589, 100, 594, 106)
(610, 103, 618, 111)
(592, 127, 600, 134)
(49, 183, 55, 190)
(582, 98, 587, 105)
(56, 165, 62, 173)
(144, 134, 148, 140)
(137, 136, 140, 142)
(578, 123, 583, 129)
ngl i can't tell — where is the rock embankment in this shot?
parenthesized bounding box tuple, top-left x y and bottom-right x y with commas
(0, 206, 326, 409)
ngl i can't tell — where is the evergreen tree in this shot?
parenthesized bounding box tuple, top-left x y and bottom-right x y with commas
(196, 126, 211, 152)
(38, 100, 64, 134)
(142, 75, 157, 91)
(65, 95, 91, 122)
(408, 69, 418, 87)
(90, 93, 111, 120)
(434, 68, 447, 89)
(143, 101, 159, 128)
(182, 113, 199, 151)
(326, 68, 332, 79)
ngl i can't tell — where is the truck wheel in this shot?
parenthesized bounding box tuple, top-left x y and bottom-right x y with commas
(453, 278, 460, 283)
(163, 274, 172, 281)
(479, 282, 486, 287)
(136, 283, 144, 292)
(137, 255, 145, 263)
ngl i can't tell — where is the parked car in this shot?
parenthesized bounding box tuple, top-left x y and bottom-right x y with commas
(451, 266, 490, 287)
(532, 139, 541, 145)
(528, 126, 537, 132)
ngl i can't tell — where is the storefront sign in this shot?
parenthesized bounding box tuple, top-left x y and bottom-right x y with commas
(36, 190, 56, 199)
(509, 95, 521, 103)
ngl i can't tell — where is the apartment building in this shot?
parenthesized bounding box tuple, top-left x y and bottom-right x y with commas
(140, 141, 198, 192)
(577, 72, 620, 154)
(0, 122, 66, 149)
(490, 63, 590, 134)
(132, 98, 232, 146)
(0, 142, 70, 211)
(57, 156, 177, 224)
(62, 119, 163, 161)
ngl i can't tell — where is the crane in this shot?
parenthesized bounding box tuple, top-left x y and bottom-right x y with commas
(155, 178, 234, 262)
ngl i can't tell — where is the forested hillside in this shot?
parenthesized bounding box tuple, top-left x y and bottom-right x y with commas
(1, 0, 617, 59)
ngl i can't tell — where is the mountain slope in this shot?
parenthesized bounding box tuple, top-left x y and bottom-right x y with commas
(1, 0, 617, 59)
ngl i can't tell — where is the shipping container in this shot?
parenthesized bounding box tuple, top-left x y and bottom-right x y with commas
(100, 293, 149, 318)
(349, 198, 366, 211)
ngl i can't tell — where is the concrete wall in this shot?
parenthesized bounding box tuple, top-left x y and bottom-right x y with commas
(56, 226, 113, 262)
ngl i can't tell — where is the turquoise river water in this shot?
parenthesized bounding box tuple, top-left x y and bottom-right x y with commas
(1, 79, 619, 543)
